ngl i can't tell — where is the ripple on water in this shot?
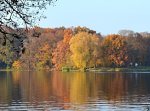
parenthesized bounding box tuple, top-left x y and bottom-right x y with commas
(1, 71, 150, 110)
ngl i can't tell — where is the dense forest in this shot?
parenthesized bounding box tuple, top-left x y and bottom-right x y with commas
(0, 26, 150, 70)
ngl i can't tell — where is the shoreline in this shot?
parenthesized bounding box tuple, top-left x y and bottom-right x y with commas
(86, 67, 150, 72)
(1, 67, 150, 73)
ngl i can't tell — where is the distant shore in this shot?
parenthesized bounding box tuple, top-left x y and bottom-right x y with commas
(86, 67, 150, 72)
(61, 67, 150, 72)
(1, 67, 150, 73)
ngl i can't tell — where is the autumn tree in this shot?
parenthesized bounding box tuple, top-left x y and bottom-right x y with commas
(35, 43, 52, 70)
(144, 36, 150, 66)
(0, 0, 56, 45)
(19, 27, 64, 70)
(12, 60, 22, 70)
(102, 34, 128, 67)
(0, 41, 14, 68)
(73, 26, 96, 35)
(52, 29, 73, 70)
(69, 32, 101, 69)
(118, 30, 134, 37)
(126, 33, 148, 66)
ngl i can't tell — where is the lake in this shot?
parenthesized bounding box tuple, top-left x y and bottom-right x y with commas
(0, 71, 150, 111)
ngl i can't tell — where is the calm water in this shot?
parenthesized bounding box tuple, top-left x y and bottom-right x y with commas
(0, 71, 150, 111)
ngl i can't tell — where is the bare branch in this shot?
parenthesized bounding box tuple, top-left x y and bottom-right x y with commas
(0, 0, 57, 43)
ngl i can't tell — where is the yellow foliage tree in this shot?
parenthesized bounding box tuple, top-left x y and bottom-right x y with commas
(12, 60, 22, 70)
(69, 32, 101, 69)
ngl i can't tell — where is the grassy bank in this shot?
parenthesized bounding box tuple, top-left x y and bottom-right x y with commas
(1, 67, 150, 72)
(61, 66, 150, 72)
(86, 67, 150, 72)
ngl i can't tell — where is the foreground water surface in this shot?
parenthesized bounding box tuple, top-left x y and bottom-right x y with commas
(0, 71, 150, 111)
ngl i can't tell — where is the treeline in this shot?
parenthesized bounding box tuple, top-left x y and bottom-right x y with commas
(0, 27, 150, 70)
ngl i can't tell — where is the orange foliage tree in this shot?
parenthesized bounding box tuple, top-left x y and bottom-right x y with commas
(35, 43, 52, 70)
(52, 29, 73, 70)
(102, 34, 128, 67)
(19, 27, 64, 70)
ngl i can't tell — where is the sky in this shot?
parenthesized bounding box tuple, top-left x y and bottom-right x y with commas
(39, 0, 150, 35)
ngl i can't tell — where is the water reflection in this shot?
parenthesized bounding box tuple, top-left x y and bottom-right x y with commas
(0, 71, 150, 110)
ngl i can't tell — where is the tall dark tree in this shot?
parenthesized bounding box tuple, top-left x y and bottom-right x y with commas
(0, 0, 57, 44)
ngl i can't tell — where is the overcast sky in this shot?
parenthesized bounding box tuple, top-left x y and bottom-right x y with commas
(39, 0, 150, 35)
